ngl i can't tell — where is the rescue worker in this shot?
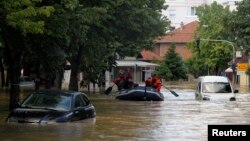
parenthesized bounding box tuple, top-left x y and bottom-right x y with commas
(145, 73, 162, 92)
(123, 68, 134, 89)
(145, 76, 153, 87)
(113, 70, 126, 90)
(152, 74, 162, 91)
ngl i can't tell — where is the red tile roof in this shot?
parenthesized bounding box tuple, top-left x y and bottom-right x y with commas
(139, 21, 199, 61)
(138, 50, 164, 61)
(156, 21, 200, 43)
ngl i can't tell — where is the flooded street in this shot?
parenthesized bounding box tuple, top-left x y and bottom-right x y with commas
(1, 85, 250, 141)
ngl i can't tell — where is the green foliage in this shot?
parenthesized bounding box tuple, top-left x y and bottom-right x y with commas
(160, 43, 187, 80)
(185, 55, 207, 78)
(51, 0, 169, 86)
(155, 61, 172, 80)
(246, 68, 250, 76)
(227, 0, 250, 53)
(188, 2, 234, 76)
(1, 0, 54, 34)
(107, 0, 170, 56)
(0, 0, 170, 90)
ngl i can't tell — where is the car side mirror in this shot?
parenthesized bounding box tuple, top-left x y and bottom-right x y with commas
(230, 97, 236, 101)
(234, 90, 239, 93)
(203, 97, 210, 101)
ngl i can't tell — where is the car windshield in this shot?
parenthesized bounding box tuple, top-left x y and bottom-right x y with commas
(202, 82, 232, 93)
(21, 93, 72, 111)
(20, 76, 33, 82)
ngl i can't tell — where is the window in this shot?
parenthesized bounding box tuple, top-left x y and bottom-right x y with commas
(187, 7, 196, 16)
(169, 9, 176, 18)
(202, 82, 232, 93)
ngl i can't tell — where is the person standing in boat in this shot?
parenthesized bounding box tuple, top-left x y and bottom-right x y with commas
(113, 69, 126, 90)
(123, 68, 134, 89)
(145, 76, 153, 87)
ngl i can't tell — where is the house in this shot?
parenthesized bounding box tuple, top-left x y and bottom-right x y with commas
(234, 52, 249, 86)
(104, 58, 160, 89)
(155, 20, 199, 60)
(137, 50, 163, 61)
(163, 0, 242, 29)
(138, 20, 199, 61)
(105, 21, 200, 88)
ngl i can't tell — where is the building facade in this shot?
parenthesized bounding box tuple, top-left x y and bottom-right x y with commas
(163, 0, 242, 29)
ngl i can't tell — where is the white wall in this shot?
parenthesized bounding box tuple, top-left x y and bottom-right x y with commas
(163, 0, 242, 28)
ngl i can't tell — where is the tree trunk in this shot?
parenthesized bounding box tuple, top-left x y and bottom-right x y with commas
(5, 66, 10, 87)
(1, 26, 24, 111)
(0, 58, 5, 87)
(69, 60, 79, 91)
(69, 46, 84, 91)
(44, 76, 52, 89)
(9, 55, 22, 110)
(55, 67, 64, 90)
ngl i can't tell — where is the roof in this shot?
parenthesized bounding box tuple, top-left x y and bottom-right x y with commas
(115, 60, 159, 67)
(33, 90, 83, 96)
(137, 50, 164, 61)
(156, 21, 200, 43)
(199, 76, 229, 83)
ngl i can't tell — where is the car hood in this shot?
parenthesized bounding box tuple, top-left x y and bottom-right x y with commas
(202, 93, 236, 101)
(7, 108, 71, 123)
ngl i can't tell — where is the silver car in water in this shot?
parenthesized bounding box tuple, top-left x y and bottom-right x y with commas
(195, 76, 238, 101)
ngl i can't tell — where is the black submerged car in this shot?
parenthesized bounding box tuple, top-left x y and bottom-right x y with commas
(7, 90, 96, 124)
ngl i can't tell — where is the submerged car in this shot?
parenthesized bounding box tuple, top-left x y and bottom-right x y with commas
(195, 76, 238, 101)
(19, 76, 35, 90)
(7, 90, 96, 124)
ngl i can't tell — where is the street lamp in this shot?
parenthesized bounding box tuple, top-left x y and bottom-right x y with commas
(198, 38, 236, 84)
(199, 38, 235, 64)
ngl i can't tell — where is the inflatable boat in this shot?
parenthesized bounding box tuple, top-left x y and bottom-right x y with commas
(115, 86, 164, 101)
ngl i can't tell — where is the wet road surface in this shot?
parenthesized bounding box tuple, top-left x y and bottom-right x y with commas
(0, 86, 250, 141)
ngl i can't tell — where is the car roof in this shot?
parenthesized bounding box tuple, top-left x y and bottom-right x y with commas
(198, 76, 229, 83)
(32, 89, 83, 96)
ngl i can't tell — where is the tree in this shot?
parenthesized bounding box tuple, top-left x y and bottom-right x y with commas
(185, 54, 208, 77)
(61, 0, 169, 91)
(227, 0, 250, 53)
(155, 61, 172, 81)
(0, 0, 170, 99)
(187, 2, 233, 76)
(159, 43, 187, 80)
(0, 0, 54, 110)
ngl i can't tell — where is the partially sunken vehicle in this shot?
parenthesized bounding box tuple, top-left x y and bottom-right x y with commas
(195, 76, 238, 101)
(7, 90, 96, 124)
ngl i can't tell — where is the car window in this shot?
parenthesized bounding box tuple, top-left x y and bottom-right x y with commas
(202, 82, 232, 93)
(81, 94, 90, 104)
(74, 95, 87, 108)
(20, 76, 33, 82)
(21, 93, 72, 111)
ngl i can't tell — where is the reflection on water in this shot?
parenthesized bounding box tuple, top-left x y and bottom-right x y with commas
(0, 85, 250, 141)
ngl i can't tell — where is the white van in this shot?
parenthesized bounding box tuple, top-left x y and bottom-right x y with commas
(195, 76, 238, 101)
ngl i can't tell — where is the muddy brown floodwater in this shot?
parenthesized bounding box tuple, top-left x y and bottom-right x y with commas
(0, 84, 250, 141)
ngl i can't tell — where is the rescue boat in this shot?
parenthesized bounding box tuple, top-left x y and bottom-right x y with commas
(115, 86, 164, 101)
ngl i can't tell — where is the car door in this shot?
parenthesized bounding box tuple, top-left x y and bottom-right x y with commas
(81, 94, 96, 118)
(72, 95, 88, 121)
